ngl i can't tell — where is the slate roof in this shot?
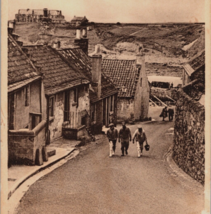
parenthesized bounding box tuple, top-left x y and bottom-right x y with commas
(57, 48, 118, 103)
(183, 50, 205, 76)
(24, 45, 90, 95)
(8, 33, 41, 92)
(102, 59, 140, 98)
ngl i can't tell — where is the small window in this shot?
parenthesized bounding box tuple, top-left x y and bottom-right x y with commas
(25, 85, 30, 106)
(73, 88, 78, 106)
(49, 96, 54, 117)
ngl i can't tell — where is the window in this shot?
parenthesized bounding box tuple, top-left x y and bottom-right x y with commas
(24, 85, 30, 106)
(8, 94, 15, 130)
(64, 91, 70, 122)
(73, 88, 78, 103)
(49, 96, 54, 117)
(73, 88, 79, 107)
(30, 113, 41, 130)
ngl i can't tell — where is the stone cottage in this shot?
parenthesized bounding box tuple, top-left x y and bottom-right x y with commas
(102, 52, 150, 121)
(173, 50, 205, 185)
(182, 50, 205, 86)
(56, 46, 118, 134)
(8, 29, 47, 166)
(23, 44, 90, 142)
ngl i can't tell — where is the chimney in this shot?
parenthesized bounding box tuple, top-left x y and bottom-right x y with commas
(82, 28, 87, 38)
(91, 51, 102, 98)
(52, 41, 60, 49)
(58, 41, 61, 48)
(13, 20, 16, 34)
(136, 45, 145, 66)
(74, 28, 88, 55)
(76, 28, 81, 39)
(136, 45, 146, 87)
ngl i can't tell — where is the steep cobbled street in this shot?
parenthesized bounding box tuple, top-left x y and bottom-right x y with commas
(16, 111, 204, 214)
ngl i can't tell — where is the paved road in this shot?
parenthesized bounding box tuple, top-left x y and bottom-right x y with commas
(16, 116, 203, 214)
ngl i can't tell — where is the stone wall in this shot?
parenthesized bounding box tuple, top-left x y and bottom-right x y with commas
(173, 89, 205, 185)
(14, 79, 42, 130)
(8, 120, 46, 165)
(117, 98, 135, 121)
(49, 86, 90, 142)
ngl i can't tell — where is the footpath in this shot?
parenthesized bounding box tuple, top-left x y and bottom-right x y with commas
(8, 138, 81, 200)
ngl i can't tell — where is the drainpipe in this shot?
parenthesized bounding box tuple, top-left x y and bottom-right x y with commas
(46, 96, 50, 145)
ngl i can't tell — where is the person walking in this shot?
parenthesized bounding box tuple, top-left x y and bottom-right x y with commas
(118, 122, 131, 156)
(160, 106, 168, 121)
(132, 125, 148, 158)
(107, 123, 118, 157)
(168, 108, 174, 121)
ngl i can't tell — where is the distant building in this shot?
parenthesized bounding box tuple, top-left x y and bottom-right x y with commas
(15, 8, 66, 24)
(70, 16, 89, 27)
(8, 25, 47, 166)
(102, 51, 150, 122)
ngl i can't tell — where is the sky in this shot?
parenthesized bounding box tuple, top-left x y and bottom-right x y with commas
(8, 0, 205, 23)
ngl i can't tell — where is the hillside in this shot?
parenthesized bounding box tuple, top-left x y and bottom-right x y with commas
(14, 22, 204, 77)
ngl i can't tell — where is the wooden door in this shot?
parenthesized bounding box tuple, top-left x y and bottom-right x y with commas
(64, 91, 70, 122)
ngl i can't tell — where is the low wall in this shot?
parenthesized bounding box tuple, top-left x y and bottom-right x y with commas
(172, 89, 205, 185)
(8, 120, 46, 165)
(62, 125, 87, 140)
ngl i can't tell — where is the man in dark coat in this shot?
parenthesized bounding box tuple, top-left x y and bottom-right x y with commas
(160, 106, 168, 121)
(168, 108, 174, 121)
(119, 122, 131, 156)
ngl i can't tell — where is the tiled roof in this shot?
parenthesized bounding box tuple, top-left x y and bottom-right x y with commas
(57, 48, 92, 79)
(102, 59, 140, 98)
(57, 48, 118, 102)
(24, 45, 89, 95)
(184, 50, 205, 76)
(8, 33, 40, 89)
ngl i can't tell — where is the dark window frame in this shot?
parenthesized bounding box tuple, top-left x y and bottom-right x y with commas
(49, 96, 55, 117)
(25, 85, 30, 106)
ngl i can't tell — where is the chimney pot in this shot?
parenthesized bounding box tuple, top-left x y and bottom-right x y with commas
(58, 41, 61, 48)
(76, 28, 81, 39)
(91, 54, 102, 98)
(94, 44, 101, 54)
(82, 28, 87, 38)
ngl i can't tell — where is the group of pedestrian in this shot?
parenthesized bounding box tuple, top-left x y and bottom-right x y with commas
(160, 106, 174, 121)
(107, 122, 149, 158)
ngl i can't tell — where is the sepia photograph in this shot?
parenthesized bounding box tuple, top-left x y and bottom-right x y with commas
(2, 0, 210, 213)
